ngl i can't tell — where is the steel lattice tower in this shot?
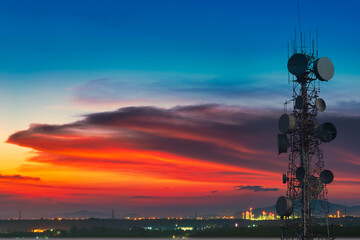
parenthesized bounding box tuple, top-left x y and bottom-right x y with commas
(276, 33, 336, 240)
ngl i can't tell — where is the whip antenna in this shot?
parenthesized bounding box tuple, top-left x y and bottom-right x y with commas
(297, 2, 303, 52)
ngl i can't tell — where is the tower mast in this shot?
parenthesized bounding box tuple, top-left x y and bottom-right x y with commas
(276, 31, 336, 240)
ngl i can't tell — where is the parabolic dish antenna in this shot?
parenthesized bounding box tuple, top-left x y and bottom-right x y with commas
(296, 166, 305, 181)
(277, 134, 289, 154)
(314, 57, 334, 81)
(279, 114, 297, 133)
(320, 170, 334, 184)
(317, 122, 337, 142)
(276, 196, 293, 217)
(316, 98, 326, 112)
(287, 53, 308, 76)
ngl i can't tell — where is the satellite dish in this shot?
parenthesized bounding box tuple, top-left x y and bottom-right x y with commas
(276, 196, 293, 217)
(279, 114, 297, 133)
(320, 170, 334, 184)
(277, 134, 289, 154)
(295, 96, 303, 109)
(317, 122, 337, 142)
(287, 53, 308, 76)
(314, 57, 334, 81)
(283, 174, 288, 184)
(309, 176, 323, 195)
(296, 167, 305, 181)
(316, 98, 326, 112)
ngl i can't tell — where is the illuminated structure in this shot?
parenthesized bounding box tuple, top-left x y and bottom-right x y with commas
(241, 207, 276, 221)
(276, 30, 336, 240)
(328, 210, 348, 218)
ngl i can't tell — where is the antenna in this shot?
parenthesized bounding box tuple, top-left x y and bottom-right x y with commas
(309, 29, 310, 54)
(312, 39, 315, 56)
(316, 27, 319, 57)
(287, 41, 290, 84)
(297, 2, 302, 52)
(294, 27, 297, 53)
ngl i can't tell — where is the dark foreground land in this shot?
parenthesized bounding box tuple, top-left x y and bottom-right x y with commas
(0, 218, 359, 238)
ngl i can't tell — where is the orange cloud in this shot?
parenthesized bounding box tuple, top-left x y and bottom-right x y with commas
(5, 104, 360, 216)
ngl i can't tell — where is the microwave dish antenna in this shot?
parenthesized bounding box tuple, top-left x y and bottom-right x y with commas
(314, 57, 334, 81)
(287, 53, 308, 76)
(315, 98, 326, 112)
(320, 170, 334, 184)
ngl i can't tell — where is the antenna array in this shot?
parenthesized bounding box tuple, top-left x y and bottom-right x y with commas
(276, 29, 336, 240)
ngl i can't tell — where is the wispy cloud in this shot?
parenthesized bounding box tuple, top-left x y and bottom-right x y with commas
(234, 185, 279, 192)
(72, 73, 289, 109)
(130, 196, 162, 199)
(0, 174, 40, 181)
(71, 72, 360, 116)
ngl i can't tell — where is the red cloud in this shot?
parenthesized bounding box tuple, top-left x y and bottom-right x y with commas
(6, 104, 360, 213)
(0, 174, 40, 181)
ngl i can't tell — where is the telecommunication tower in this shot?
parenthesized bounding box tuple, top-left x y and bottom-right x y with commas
(275, 30, 336, 240)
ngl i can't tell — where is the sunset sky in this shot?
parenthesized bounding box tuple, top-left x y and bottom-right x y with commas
(0, 0, 359, 218)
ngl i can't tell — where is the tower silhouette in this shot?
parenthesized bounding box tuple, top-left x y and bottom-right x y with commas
(276, 29, 336, 240)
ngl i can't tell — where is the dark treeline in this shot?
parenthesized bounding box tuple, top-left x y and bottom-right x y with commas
(1, 225, 360, 238)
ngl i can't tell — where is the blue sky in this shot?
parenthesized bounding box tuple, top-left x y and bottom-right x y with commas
(1, 0, 358, 115)
(0, 0, 358, 75)
(0, 0, 359, 109)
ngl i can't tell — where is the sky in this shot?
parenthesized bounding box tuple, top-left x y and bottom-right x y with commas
(0, 0, 359, 218)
